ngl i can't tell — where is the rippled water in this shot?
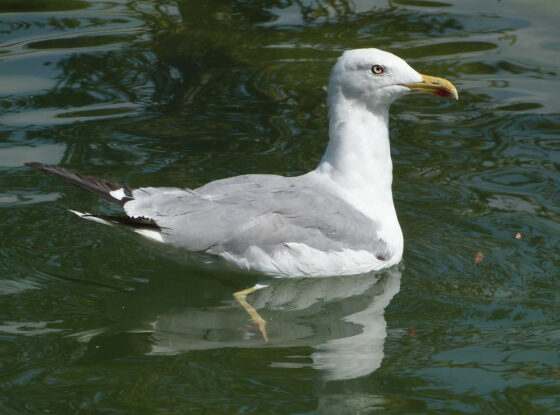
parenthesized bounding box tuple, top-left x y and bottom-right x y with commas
(1, 0, 560, 413)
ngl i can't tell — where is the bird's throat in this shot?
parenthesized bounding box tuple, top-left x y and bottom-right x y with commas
(312, 96, 402, 258)
(317, 99, 393, 196)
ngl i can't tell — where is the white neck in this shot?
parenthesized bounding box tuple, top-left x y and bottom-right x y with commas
(310, 89, 403, 255)
(316, 89, 394, 205)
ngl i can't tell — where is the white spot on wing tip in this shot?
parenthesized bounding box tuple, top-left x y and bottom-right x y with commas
(109, 188, 126, 200)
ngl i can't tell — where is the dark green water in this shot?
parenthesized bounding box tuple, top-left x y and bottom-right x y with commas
(1, 0, 560, 413)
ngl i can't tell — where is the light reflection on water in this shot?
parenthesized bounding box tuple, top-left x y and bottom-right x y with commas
(1, 0, 560, 413)
(149, 270, 401, 382)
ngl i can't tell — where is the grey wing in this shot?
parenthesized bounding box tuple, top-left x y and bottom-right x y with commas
(123, 174, 388, 258)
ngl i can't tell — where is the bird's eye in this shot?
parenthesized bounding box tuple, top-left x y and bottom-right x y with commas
(371, 65, 384, 75)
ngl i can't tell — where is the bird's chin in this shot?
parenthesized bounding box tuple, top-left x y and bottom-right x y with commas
(375, 85, 412, 104)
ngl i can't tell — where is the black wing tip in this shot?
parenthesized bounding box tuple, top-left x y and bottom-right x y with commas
(84, 214, 160, 230)
(25, 162, 134, 206)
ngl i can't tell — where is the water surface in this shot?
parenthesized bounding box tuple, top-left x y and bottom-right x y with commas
(1, 0, 560, 413)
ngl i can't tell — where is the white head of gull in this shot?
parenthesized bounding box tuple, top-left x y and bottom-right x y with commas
(26, 48, 458, 278)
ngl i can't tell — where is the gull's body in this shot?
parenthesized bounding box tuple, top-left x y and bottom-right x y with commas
(27, 49, 457, 278)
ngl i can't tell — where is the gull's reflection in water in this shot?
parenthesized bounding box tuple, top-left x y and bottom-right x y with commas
(150, 267, 401, 382)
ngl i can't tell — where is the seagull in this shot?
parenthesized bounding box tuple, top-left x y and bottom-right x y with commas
(27, 48, 457, 279)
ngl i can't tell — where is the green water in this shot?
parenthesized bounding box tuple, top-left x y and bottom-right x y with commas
(1, 0, 560, 413)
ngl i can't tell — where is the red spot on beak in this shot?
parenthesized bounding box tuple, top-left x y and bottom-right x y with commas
(435, 88, 452, 98)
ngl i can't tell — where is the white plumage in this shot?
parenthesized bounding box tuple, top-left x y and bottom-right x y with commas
(28, 48, 457, 277)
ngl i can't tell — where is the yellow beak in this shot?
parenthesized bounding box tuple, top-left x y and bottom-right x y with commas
(401, 74, 458, 100)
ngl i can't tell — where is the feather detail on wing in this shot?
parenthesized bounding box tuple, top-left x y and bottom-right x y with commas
(123, 174, 390, 260)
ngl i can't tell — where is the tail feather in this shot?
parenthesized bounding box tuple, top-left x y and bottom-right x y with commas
(70, 210, 163, 242)
(26, 162, 133, 206)
(80, 213, 160, 230)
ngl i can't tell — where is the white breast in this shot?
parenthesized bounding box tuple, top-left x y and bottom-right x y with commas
(220, 242, 401, 278)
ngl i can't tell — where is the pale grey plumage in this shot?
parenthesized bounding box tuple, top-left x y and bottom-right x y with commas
(127, 174, 389, 260)
(26, 48, 458, 277)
